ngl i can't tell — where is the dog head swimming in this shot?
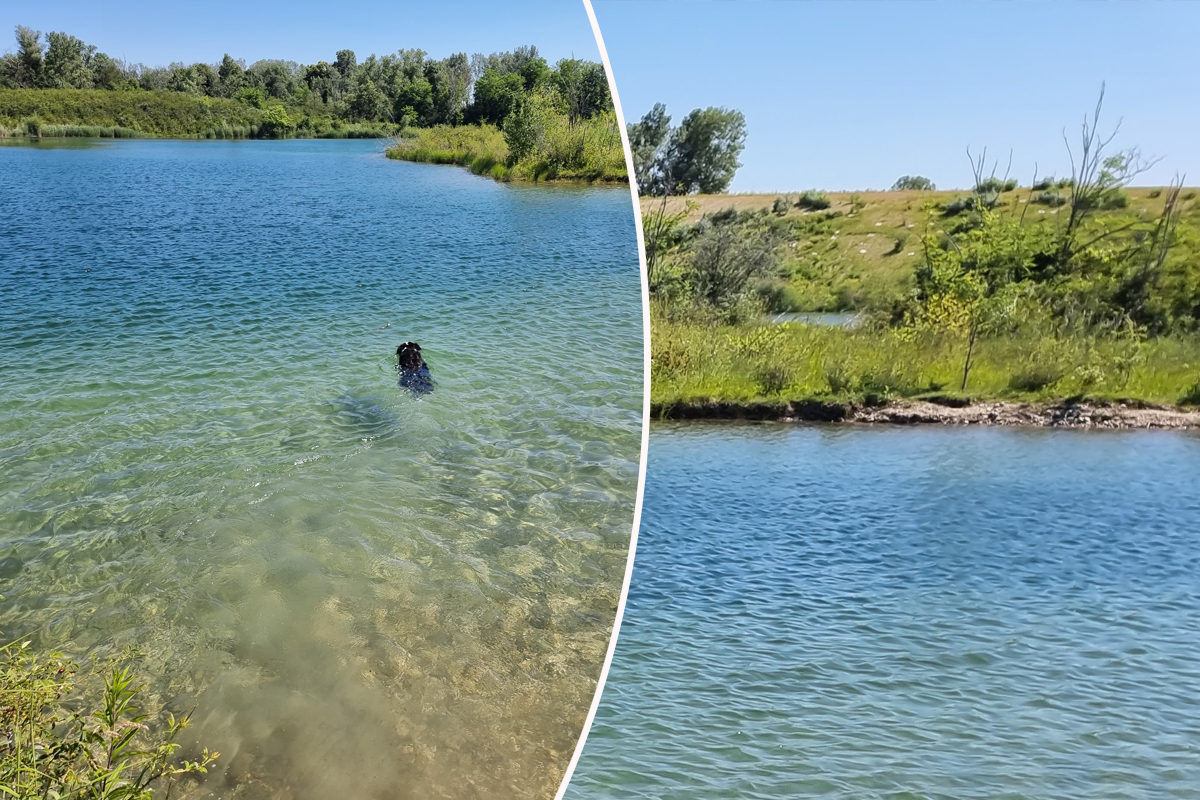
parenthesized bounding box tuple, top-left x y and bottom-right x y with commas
(396, 341, 434, 395)
(396, 341, 425, 371)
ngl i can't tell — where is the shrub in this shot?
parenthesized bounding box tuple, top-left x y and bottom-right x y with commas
(1181, 379, 1200, 406)
(1075, 188, 1129, 210)
(976, 177, 1009, 194)
(754, 364, 793, 395)
(1056, 177, 1074, 189)
(824, 363, 853, 394)
(1033, 191, 1067, 207)
(1147, 189, 1162, 199)
(0, 638, 218, 799)
(754, 279, 805, 312)
(1032, 176, 1055, 191)
(943, 196, 976, 216)
(796, 191, 831, 211)
(772, 195, 790, 215)
(1008, 365, 1065, 393)
(892, 175, 935, 191)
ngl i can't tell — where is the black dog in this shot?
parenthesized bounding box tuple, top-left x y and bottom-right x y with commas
(396, 341, 434, 395)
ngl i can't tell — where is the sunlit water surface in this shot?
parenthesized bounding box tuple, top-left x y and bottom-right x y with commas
(0, 139, 642, 800)
(569, 424, 1200, 799)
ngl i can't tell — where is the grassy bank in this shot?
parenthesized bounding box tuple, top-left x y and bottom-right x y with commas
(651, 313, 1200, 410)
(387, 115, 628, 183)
(0, 88, 398, 139)
(646, 172, 1200, 418)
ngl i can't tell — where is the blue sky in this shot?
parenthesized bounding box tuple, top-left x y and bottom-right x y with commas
(0, 1, 600, 70)
(594, 1, 1200, 192)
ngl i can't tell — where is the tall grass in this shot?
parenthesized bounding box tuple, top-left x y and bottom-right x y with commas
(385, 114, 626, 183)
(651, 310, 1200, 406)
(387, 124, 512, 178)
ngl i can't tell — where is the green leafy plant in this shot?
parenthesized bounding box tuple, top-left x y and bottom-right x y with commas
(796, 191, 830, 211)
(1, 631, 217, 800)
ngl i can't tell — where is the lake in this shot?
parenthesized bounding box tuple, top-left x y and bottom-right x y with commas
(568, 423, 1200, 799)
(0, 139, 642, 800)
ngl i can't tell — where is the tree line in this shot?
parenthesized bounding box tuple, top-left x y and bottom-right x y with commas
(0, 25, 612, 129)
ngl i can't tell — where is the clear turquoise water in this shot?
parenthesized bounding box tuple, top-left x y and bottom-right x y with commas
(0, 139, 642, 800)
(569, 424, 1200, 800)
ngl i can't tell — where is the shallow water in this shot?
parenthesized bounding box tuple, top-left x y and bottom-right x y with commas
(0, 139, 642, 800)
(569, 423, 1200, 799)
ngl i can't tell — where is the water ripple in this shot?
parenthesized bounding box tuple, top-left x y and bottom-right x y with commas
(569, 424, 1200, 800)
(0, 139, 642, 800)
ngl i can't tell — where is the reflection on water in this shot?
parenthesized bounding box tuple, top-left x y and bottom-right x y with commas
(0, 140, 642, 800)
(0, 136, 113, 149)
(569, 423, 1200, 800)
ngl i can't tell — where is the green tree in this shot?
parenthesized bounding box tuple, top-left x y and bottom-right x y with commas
(304, 60, 334, 102)
(41, 31, 96, 89)
(217, 54, 245, 97)
(553, 59, 611, 124)
(234, 85, 266, 108)
(503, 92, 552, 163)
(247, 59, 298, 100)
(0, 26, 44, 88)
(629, 104, 747, 196)
(348, 73, 388, 120)
(334, 49, 357, 78)
(627, 103, 672, 194)
(909, 209, 1040, 389)
(165, 65, 200, 95)
(90, 53, 126, 90)
(259, 103, 293, 137)
(892, 175, 936, 191)
(470, 68, 525, 125)
(667, 107, 746, 194)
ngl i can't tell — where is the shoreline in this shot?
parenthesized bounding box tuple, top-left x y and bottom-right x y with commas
(385, 149, 629, 185)
(651, 397, 1200, 429)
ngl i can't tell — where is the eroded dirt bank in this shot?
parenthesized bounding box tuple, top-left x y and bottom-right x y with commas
(653, 398, 1200, 429)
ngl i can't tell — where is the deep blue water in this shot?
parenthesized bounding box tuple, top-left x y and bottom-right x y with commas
(569, 423, 1200, 799)
(0, 139, 642, 800)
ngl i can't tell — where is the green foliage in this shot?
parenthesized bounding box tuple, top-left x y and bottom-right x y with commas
(1033, 190, 1067, 206)
(1, 635, 218, 799)
(0, 88, 261, 136)
(0, 28, 608, 142)
(892, 175, 935, 191)
(1032, 176, 1056, 191)
(627, 102, 670, 194)
(772, 195, 791, 215)
(975, 177, 1017, 194)
(258, 103, 293, 137)
(650, 309, 1200, 406)
(347, 73, 388, 121)
(942, 196, 977, 217)
(1076, 187, 1129, 210)
(502, 91, 551, 163)
(796, 191, 831, 211)
(471, 69, 526, 126)
(629, 103, 746, 196)
(1181, 379, 1200, 406)
(388, 99, 624, 184)
(233, 86, 265, 108)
